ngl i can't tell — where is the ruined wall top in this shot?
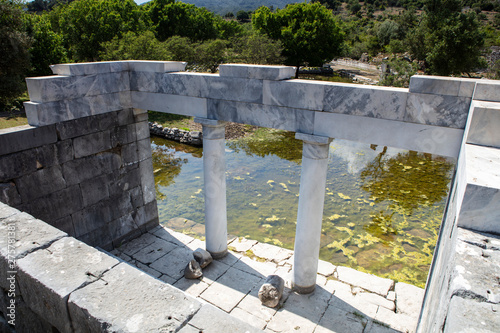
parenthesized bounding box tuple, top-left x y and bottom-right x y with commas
(23, 61, 500, 157)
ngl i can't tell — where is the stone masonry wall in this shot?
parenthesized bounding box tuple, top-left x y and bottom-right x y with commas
(0, 108, 158, 250)
(0, 203, 259, 333)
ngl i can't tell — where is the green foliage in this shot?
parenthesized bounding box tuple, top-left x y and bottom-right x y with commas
(379, 58, 419, 87)
(230, 34, 284, 65)
(253, 3, 344, 74)
(236, 10, 250, 21)
(164, 35, 196, 62)
(58, 0, 146, 61)
(149, 0, 218, 42)
(26, 14, 67, 76)
(377, 20, 400, 46)
(0, 0, 31, 110)
(99, 31, 170, 61)
(407, 0, 485, 75)
(193, 39, 229, 73)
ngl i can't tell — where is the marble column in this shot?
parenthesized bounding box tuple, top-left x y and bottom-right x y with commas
(293, 133, 332, 294)
(194, 118, 228, 259)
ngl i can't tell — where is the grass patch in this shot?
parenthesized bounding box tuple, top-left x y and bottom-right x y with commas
(0, 113, 28, 129)
(148, 111, 193, 130)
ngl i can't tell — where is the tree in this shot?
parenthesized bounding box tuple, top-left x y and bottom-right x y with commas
(377, 20, 400, 46)
(99, 31, 170, 61)
(0, 0, 31, 110)
(149, 0, 217, 42)
(231, 34, 284, 65)
(57, 0, 145, 61)
(26, 14, 67, 76)
(253, 3, 344, 77)
(236, 10, 250, 22)
(407, 0, 485, 75)
(193, 39, 229, 73)
(164, 35, 195, 62)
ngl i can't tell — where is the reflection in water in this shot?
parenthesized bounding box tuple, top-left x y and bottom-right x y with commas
(152, 131, 455, 287)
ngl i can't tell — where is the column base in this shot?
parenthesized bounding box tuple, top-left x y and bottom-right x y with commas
(208, 249, 228, 259)
(292, 283, 316, 294)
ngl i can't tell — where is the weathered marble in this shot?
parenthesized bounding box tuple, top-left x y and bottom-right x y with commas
(50, 61, 129, 76)
(404, 93, 471, 129)
(26, 72, 130, 103)
(314, 112, 463, 158)
(127, 60, 187, 73)
(130, 92, 207, 118)
(473, 79, 500, 102)
(323, 83, 408, 121)
(219, 64, 296, 81)
(410, 75, 461, 96)
(263, 79, 325, 111)
(195, 118, 228, 258)
(466, 101, 500, 148)
(293, 134, 332, 293)
(25, 92, 127, 126)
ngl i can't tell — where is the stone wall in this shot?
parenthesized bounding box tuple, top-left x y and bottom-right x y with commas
(0, 108, 158, 250)
(0, 203, 259, 333)
(417, 86, 500, 332)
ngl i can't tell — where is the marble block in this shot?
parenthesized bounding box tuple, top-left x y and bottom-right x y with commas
(208, 99, 314, 134)
(127, 60, 187, 73)
(314, 112, 463, 158)
(323, 83, 408, 121)
(219, 64, 296, 81)
(473, 79, 500, 102)
(130, 92, 207, 118)
(457, 144, 500, 234)
(467, 101, 500, 148)
(26, 72, 130, 103)
(263, 79, 325, 111)
(404, 93, 471, 128)
(409, 75, 477, 98)
(51, 61, 129, 76)
(25, 92, 127, 127)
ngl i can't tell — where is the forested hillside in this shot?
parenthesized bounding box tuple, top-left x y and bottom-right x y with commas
(179, 0, 298, 15)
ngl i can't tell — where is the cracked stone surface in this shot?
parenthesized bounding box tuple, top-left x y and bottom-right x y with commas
(113, 226, 425, 333)
(442, 227, 500, 333)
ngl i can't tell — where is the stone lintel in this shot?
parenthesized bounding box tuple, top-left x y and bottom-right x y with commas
(219, 64, 296, 81)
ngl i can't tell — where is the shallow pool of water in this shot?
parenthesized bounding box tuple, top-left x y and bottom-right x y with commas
(152, 130, 455, 287)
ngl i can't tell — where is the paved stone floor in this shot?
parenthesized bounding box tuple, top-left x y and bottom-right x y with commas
(109, 225, 424, 333)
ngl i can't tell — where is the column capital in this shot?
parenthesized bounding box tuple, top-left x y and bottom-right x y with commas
(194, 117, 226, 128)
(295, 133, 332, 145)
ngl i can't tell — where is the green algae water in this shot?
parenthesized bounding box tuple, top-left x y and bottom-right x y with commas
(152, 129, 455, 287)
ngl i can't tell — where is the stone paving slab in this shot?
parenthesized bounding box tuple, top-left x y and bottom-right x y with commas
(200, 266, 262, 312)
(185, 304, 263, 333)
(118, 226, 424, 333)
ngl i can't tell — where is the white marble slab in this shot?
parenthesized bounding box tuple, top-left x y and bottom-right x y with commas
(457, 144, 500, 234)
(219, 64, 296, 81)
(127, 60, 187, 73)
(466, 101, 500, 148)
(25, 92, 126, 126)
(404, 93, 471, 128)
(263, 79, 325, 111)
(314, 112, 463, 157)
(50, 61, 129, 76)
(474, 79, 500, 102)
(323, 83, 408, 121)
(26, 72, 130, 103)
